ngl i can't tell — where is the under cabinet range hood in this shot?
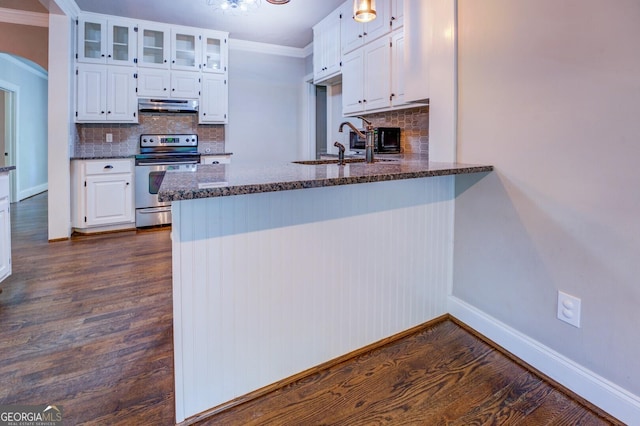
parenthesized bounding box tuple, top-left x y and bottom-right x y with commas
(138, 98, 198, 113)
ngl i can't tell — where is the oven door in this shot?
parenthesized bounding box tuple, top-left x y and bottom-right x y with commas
(134, 159, 198, 227)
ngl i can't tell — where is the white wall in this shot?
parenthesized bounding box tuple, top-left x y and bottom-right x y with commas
(226, 47, 306, 164)
(0, 54, 48, 200)
(454, 0, 640, 411)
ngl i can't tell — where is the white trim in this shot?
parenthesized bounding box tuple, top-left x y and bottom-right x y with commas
(47, 0, 80, 18)
(18, 183, 48, 202)
(229, 38, 308, 58)
(302, 42, 313, 58)
(0, 7, 48, 27)
(300, 73, 315, 160)
(0, 54, 48, 80)
(448, 296, 640, 425)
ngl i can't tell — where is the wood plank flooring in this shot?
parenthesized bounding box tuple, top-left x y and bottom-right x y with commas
(0, 193, 622, 425)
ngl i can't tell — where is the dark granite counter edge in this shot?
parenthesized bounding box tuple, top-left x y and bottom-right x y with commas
(160, 165, 494, 202)
(0, 166, 16, 173)
(70, 156, 136, 160)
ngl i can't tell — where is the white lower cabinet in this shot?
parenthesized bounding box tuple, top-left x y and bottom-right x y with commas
(72, 159, 135, 232)
(0, 173, 11, 283)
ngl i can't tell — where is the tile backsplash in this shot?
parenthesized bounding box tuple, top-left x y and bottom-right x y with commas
(363, 105, 429, 155)
(74, 113, 225, 157)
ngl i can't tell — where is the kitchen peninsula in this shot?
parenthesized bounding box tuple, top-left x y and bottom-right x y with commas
(159, 155, 492, 423)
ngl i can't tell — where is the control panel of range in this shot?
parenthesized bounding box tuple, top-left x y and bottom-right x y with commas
(139, 134, 198, 148)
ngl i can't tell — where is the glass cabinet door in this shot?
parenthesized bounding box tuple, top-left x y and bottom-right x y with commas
(138, 26, 169, 68)
(202, 33, 227, 73)
(172, 30, 200, 71)
(78, 18, 106, 63)
(110, 24, 131, 63)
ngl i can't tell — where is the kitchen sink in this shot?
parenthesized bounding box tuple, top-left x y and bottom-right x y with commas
(292, 158, 397, 165)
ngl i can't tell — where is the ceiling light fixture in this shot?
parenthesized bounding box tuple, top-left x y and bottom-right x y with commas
(266, 0, 290, 4)
(353, 0, 376, 23)
(207, 0, 260, 14)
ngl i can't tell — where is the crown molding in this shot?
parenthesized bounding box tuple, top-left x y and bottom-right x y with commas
(229, 39, 308, 58)
(0, 7, 48, 27)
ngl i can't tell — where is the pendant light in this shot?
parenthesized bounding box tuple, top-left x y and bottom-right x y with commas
(353, 0, 376, 23)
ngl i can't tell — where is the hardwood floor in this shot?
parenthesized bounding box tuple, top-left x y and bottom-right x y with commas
(0, 193, 622, 425)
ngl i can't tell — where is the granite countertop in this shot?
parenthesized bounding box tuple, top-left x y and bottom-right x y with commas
(0, 166, 16, 173)
(158, 154, 493, 202)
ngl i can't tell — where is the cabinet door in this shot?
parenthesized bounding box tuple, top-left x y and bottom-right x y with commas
(341, 49, 365, 115)
(365, 0, 392, 41)
(313, 9, 342, 83)
(341, 7, 364, 55)
(391, 30, 405, 107)
(0, 174, 11, 283)
(77, 64, 107, 121)
(107, 67, 137, 122)
(86, 173, 133, 226)
(78, 17, 107, 64)
(171, 71, 200, 99)
(172, 29, 201, 71)
(202, 32, 227, 73)
(137, 69, 171, 98)
(390, 0, 404, 29)
(364, 36, 392, 111)
(108, 21, 136, 65)
(138, 25, 170, 68)
(404, 0, 430, 102)
(199, 74, 228, 123)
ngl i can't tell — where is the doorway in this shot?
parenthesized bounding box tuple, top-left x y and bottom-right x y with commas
(0, 86, 17, 203)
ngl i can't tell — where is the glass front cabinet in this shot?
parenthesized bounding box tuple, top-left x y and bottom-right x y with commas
(77, 16, 136, 66)
(202, 31, 228, 73)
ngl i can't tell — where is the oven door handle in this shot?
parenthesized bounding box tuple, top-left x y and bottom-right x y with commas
(136, 161, 199, 166)
(138, 207, 172, 214)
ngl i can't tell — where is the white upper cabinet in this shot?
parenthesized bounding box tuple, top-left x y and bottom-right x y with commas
(342, 0, 392, 55)
(342, 36, 392, 115)
(171, 29, 201, 71)
(77, 15, 137, 66)
(137, 24, 171, 68)
(313, 6, 342, 84)
(76, 64, 137, 122)
(137, 69, 200, 99)
(199, 74, 228, 123)
(390, 0, 404, 30)
(201, 31, 228, 73)
(404, 0, 430, 102)
(390, 29, 405, 107)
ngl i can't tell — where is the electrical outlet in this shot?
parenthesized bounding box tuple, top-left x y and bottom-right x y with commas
(557, 291, 581, 328)
(106, 133, 113, 143)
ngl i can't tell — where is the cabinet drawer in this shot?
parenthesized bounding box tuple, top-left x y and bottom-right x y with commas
(84, 159, 132, 175)
(200, 155, 231, 165)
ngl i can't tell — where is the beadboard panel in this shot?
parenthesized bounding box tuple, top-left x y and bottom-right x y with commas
(172, 176, 455, 422)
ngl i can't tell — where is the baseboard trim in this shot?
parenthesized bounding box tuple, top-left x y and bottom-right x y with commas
(448, 296, 640, 425)
(18, 183, 47, 202)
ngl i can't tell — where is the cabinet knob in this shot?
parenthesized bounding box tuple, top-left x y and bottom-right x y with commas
(126, 182, 130, 185)
(358, 34, 363, 38)
(164, 59, 167, 63)
(101, 54, 105, 57)
(104, 165, 114, 170)
(172, 60, 175, 63)
(101, 111, 105, 114)
(363, 32, 368, 36)
(108, 54, 112, 58)
(164, 88, 167, 91)
(358, 100, 362, 104)
(107, 111, 111, 114)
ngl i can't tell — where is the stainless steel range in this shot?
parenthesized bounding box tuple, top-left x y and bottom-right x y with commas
(135, 134, 200, 227)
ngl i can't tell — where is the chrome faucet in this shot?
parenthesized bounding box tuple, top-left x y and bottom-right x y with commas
(338, 116, 375, 163)
(333, 141, 346, 165)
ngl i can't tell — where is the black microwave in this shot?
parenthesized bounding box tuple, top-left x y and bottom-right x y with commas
(349, 127, 401, 153)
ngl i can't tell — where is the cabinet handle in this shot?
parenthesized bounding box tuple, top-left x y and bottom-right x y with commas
(104, 165, 114, 170)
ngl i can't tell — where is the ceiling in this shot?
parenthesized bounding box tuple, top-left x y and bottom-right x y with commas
(72, 0, 346, 48)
